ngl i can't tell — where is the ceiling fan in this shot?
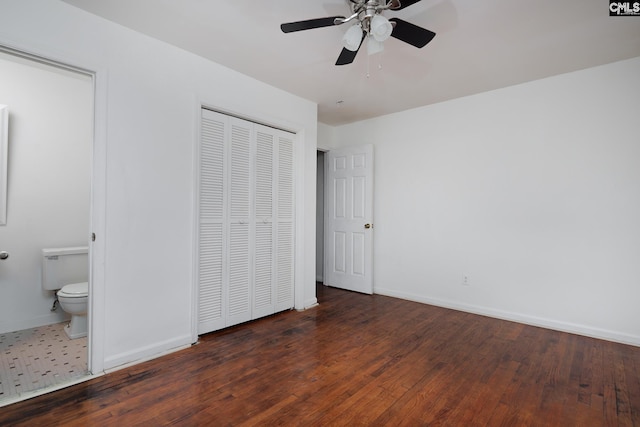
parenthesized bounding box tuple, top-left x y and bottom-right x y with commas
(280, 0, 436, 66)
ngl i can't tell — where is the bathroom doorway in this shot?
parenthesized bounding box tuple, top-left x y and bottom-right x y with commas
(0, 49, 93, 405)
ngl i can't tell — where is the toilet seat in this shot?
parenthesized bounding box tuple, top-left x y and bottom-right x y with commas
(57, 282, 88, 298)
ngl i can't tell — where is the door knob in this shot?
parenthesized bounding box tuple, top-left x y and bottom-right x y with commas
(0, 251, 8, 260)
(364, 223, 372, 229)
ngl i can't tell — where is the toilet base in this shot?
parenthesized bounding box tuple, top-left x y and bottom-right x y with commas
(64, 314, 87, 339)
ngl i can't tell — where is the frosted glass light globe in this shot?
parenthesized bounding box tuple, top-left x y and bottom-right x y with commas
(343, 24, 364, 51)
(370, 15, 393, 42)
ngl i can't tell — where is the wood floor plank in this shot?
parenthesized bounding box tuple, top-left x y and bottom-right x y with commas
(625, 348, 640, 426)
(1, 284, 639, 426)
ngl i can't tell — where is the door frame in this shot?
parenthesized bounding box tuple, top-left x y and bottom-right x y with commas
(0, 43, 107, 377)
(316, 150, 326, 283)
(192, 103, 309, 342)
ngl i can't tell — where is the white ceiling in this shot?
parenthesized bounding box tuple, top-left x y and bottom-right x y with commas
(61, 0, 640, 126)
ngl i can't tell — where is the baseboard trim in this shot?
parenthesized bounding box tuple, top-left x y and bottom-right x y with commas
(0, 314, 70, 335)
(374, 287, 640, 347)
(103, 334, 192, 372)
(303, 298, 319, 310)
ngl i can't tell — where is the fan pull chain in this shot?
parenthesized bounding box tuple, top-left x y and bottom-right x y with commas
(366, 51, 384, 79)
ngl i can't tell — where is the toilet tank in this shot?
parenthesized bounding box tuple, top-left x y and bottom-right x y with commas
(42, 246, 89, 291)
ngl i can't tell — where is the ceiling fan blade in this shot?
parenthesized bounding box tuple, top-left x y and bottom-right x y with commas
(388, 0, 423, 10)
(281, 16, 344, 33)
(388, 18, 436, 48)
(335, 34, 366, 65)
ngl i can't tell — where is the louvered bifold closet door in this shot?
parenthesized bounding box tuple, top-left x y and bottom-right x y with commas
(275, 133, 295, 311)
(253, 126, 275, 319)
(198, 109, 295, 335)
(227, 117, 253, 327)
(198, 110, 227, 334)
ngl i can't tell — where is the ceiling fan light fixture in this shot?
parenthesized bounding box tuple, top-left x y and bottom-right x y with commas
(370, 15, 393, 42)
(281, 0, 432, 66)
(342, 24, 364, 51)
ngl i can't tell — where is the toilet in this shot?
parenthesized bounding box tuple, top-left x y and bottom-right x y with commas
(42, 247, 89, 339)
(56, 282, 89, 339)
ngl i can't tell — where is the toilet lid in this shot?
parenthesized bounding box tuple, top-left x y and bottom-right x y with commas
(58, 282, 88, 297)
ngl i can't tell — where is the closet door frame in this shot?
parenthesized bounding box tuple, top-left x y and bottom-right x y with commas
(194, 107, 298, 339)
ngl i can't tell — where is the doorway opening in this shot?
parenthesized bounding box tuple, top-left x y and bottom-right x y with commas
(0, 47, 94, 406)
(318, 145, 374, 295)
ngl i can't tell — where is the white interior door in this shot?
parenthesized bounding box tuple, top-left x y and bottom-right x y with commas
(324, 145, 374, 294)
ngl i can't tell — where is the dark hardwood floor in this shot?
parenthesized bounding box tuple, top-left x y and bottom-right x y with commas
(1, 284, 639, 426)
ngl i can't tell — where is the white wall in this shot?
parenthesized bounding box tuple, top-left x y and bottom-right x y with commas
(0, 0, 318, 371)
(331, 57, 640, 346)
(317, 122, 337, 151)
(0, 52, 91, 334)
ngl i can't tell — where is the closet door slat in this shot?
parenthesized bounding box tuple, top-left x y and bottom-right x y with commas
(275, 135, 295, 310)
(254, 222, 273, 316)
(255, 131, 273, 219)
(197, 112, 226, 334)
(254, 129, 275, 318)
(228, 223, 251, 325)
(226, 119, 253, 326)
(230, 123, 251, 221)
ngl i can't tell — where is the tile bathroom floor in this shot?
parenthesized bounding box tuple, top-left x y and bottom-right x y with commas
(0, 322, 87, 404)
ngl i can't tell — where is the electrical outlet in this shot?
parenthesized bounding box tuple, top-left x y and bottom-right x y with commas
(462, 274, 470, 286)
